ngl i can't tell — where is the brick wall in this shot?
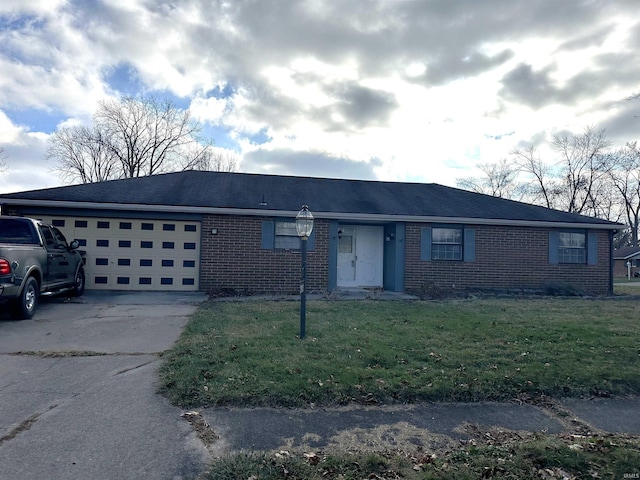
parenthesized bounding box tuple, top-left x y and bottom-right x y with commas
(200, 214, 329, 294)
(404, 224, 612, 295)
(200, 215, 612, 296)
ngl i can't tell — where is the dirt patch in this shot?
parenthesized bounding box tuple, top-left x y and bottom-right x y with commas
(277, 420, 458, 457)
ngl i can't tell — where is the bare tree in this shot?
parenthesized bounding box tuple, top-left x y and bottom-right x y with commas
(511, 145, 559, 209)
(95, 96, 209, 177)
(47, 127, 117, 183)
(512, 127, 612, 217)
(209, 151, 239, 173)
(551, 126, 611, 215)
(456, 159, 522, 199)
(608, 142, 640, 246)
(47, 95, 233, 184)
(178, 142, 238, 173)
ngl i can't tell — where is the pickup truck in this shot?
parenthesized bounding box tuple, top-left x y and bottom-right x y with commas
(0, 216, 85, 319)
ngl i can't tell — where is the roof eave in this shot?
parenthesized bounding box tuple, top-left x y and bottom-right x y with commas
(0, 199, 623, 230)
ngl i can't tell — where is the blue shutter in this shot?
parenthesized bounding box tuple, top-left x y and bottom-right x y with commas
(549, 231, 559, 264)
(587, 231, 597, 265)
(463, 228, 475, 262)
(421, 227, 432, 261)
(261, 221, 274, 249)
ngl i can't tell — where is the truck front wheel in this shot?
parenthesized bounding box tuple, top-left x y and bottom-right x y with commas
(11, 276, 39, 319)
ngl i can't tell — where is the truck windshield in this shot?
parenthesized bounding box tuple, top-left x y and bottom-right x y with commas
(0, 219, 39, 244)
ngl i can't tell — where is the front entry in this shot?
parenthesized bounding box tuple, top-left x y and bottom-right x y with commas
(337, 225, 384, 287)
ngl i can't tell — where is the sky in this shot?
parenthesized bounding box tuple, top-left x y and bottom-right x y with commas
(0, 0, 639, 194)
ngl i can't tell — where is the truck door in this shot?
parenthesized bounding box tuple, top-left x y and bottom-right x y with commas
(39, 226, 73, 285)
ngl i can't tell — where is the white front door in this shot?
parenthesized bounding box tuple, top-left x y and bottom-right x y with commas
(337, 225, 383, 287)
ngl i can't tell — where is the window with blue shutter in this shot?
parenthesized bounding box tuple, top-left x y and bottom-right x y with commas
(549, 230, 598, 265)
(550, 230, 590, 264)
(261, 219, 315, 251)
(421, 226, 474, 261)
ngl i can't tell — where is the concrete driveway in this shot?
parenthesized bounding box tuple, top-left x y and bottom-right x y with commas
(0, 291, 208, 480)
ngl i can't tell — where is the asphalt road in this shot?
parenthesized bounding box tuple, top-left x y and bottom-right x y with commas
(0, 291, 208, 480)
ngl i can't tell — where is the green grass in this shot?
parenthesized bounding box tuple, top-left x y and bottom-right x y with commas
(159, 298, 640, 408)
(201, 433, 640, 479)
(614, 280, 640, 296)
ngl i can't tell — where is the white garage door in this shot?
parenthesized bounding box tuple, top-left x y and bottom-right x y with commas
(39, 216, 201, 291)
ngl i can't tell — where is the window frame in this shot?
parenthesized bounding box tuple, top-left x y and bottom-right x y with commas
(274, 220, 302, 250)
(558, 230, 587, 264)
(431, 226, 464, 261)
(420, 225, 475, 262)
(261, 219, 315, 251)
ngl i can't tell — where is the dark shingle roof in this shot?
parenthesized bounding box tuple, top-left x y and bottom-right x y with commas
(613, 247, 640, 259)
(0, 171, 621, 227)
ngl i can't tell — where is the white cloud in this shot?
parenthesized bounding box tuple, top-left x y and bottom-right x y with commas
(0, 0, 639, 195)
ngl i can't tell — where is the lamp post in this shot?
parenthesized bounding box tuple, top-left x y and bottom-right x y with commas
(296, 205, 314, 339)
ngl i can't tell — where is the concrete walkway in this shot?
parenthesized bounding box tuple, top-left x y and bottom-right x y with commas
(199, 396, 640, 456)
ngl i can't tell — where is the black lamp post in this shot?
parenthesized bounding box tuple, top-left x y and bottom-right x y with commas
(295, 205, 314, 339)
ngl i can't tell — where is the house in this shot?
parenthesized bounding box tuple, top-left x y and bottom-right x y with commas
(613, 246, 640, 278)
(0, 171, 622, 295)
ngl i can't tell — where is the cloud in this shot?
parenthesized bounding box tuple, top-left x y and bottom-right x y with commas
(242, 148, 381, 181)
(418, 49, 514, 86)
(1, 0, 640, 195)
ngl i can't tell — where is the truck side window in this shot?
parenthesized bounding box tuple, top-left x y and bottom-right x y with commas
(52, 227, 69, 249)
(39, 227, 57, 250)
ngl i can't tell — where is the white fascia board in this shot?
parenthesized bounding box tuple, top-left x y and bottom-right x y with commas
(1, 199, 624, 230)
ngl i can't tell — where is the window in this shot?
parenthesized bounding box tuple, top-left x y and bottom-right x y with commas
(275, 221, 301, 250)
(162, 260, 174, 267)
(118, 259, 131, 266)
(96, 239, 109, 247)
(52, 219, 65, 227)
(119, 222, 132, 230)
(51, 227, 69, 248)
(183, 260, 196, 268)
(97, 221, 110, 229)
(261, 220, 315, 251)
(184, 242, 196, 250)
(185, 224, 197, 232)
(431, 227, 463, 260)
(339, 234, 353, 253)
(39, 227, 57, 250)
(96, 258, 109, 266)
(141, 241, 153, 248)
(421, 226, 475, 262)
(75, 220, 88, 228)
(141, 223, 154, 231)
(140, 259, 153, 267)
(162, 241, 175, 249)
(119, 240, 131, 248)
(558, 232, 586, 264)
(163, 223, 176, 231)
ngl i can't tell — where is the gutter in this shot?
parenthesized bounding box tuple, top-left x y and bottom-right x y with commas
(0, 198, 624, 231)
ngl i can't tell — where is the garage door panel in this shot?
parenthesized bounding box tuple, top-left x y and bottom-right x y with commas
(39, 216, 200, 291)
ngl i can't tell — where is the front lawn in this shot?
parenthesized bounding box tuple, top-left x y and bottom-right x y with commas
(159, 298, 640, 408)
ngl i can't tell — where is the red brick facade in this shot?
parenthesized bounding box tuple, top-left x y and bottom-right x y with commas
(404, 224, 612, 295)
(199, 214, 613, 296)
(200, 215, 330, 295)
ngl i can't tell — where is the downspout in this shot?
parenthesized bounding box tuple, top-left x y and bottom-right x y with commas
(609, 230, 615, 295)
